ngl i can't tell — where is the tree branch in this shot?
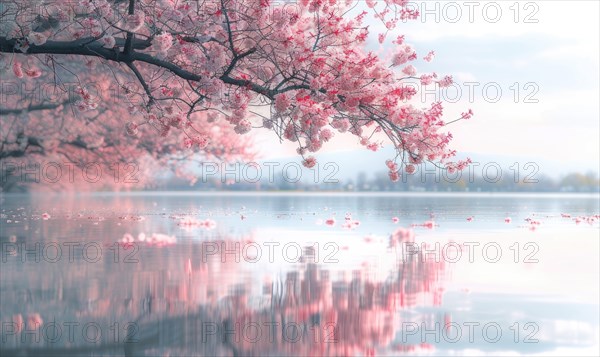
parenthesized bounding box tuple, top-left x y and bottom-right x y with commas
(0, 134, 45, 159)
(0, 101, 71, 116)
(125, 62, 154, 106)
(0, 37, 201, 81)
(123, 0, 136, 55)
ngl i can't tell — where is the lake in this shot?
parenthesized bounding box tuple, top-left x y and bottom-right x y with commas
(1, 192, 599, 356)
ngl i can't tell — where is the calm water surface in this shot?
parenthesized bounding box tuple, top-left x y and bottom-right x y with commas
(1, 192, 599, 356)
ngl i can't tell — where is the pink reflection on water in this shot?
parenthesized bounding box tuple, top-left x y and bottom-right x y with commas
(212, 245, 446, 356)
(412, 220, 436, 229)
(177, 216, 217, 230)
(119, 232, 177, 246)
(2, 227, 448, 356)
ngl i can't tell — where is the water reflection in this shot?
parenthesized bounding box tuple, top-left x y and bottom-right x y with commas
(1, 230, 446, 356)
(1, 193, 598, 356)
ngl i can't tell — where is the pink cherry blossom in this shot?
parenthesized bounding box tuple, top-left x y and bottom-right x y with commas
(24, 68, 41, 78)
(123, 13, 145, 32)
(12, 61, 23, 78)
(196, 135, 210, 149)
(302, 156, 317, 168)
(100, 35, 116, 48)
(402, 65, 417, 76)
(319, 128, 334, 142)
(461, 109, 474, 120)
(234, 119, 252, 135)
(391, 45, 417, 66)
(0, 0, 473, 187)
(27, 32, 47, 46)
(386, 160, 399, 171)
(274, 93, 290, 113)
(423, 51, 435, 62)
(153, 32, 173, 53)
(437, 75, 454, 88)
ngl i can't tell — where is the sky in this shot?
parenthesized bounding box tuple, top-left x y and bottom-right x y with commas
(253, 0, 600, 180)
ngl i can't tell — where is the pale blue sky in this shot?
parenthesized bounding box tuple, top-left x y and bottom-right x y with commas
(254, 1, 600, 179)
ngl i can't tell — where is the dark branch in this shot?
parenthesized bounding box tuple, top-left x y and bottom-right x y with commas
(0, 101, 70, 116)
(126, 62, 155, 106)
(0, 37, 201, 81)
(123, 0, 136, 55)
(0, 134, 45, 159)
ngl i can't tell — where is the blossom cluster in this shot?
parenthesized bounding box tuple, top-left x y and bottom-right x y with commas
(1, 0, 473, 181)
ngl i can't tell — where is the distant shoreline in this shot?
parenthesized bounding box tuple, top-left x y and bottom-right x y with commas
(4, 191, 600, 199)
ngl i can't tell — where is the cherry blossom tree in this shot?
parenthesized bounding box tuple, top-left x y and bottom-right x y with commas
(0, 0, 472, 190)
(0, 79, 255, 191)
